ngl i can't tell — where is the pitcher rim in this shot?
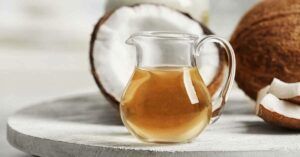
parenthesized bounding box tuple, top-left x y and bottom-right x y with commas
(127, 31, 199, 41)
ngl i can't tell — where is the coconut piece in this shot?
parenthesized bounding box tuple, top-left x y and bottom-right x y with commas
(257, 78, 300, 104)
(269, 78, 300, 104)
(90, 4, 224, 108)
(256, 79, 300, 130)
(256, 94, 300, 130)
(269, 78, 300, 99)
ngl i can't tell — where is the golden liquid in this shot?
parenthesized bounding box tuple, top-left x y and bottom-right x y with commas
(120, 66, 212, 143)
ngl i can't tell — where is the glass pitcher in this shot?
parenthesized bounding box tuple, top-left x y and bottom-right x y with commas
(120, 31, 236, 143)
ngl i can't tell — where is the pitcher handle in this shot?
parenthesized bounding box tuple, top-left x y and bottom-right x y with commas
(195, 35, 236, 123)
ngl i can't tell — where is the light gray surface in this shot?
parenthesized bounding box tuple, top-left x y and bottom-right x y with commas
(7, 93, 300, 157)
(1, 0, 259, 156)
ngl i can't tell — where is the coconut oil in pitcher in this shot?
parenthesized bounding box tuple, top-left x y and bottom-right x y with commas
(120, 66, 212, 143)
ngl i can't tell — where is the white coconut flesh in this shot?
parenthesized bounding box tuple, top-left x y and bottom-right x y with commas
(269, 78, 300, 99)
(256, 78, 300, 119)
(92, 4, 220, 102)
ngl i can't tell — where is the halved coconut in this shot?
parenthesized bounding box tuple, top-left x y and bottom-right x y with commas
(256, 78, 300, 129)
(90, 4, 224, 108)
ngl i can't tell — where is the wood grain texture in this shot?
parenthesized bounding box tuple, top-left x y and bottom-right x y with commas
(7, 93, 300, 157)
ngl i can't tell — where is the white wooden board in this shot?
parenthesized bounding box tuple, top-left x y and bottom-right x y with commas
(7, 93, 300, 157)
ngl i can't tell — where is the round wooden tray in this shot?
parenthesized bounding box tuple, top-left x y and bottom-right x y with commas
(7, 93, 300, 157)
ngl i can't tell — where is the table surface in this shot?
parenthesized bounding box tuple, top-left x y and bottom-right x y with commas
(0, 0, 259, 156)
(9, 93, 300, 157)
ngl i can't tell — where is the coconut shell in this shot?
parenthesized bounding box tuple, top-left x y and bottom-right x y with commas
(89, 12, 119, 107)
(230, 0, 300, 104)
(287, 96, 300, 104)
(90, 4, 225, 108)
(257, 104, 300, 130)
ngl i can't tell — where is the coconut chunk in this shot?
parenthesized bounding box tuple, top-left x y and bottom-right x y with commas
(256, 78, 300, 129)
(256, 104, 300, 130)
(257, 94, 300, 119)
(90, 4, 223, 107)
(269, 78, 300, 99)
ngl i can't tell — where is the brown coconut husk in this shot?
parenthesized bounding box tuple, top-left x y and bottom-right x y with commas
(230, 0, 300, 104)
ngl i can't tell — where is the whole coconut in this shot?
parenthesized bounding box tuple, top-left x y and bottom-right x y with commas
(230, 0, 300, 102)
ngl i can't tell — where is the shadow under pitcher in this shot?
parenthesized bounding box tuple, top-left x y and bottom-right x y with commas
(120, 31, 236, 143)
